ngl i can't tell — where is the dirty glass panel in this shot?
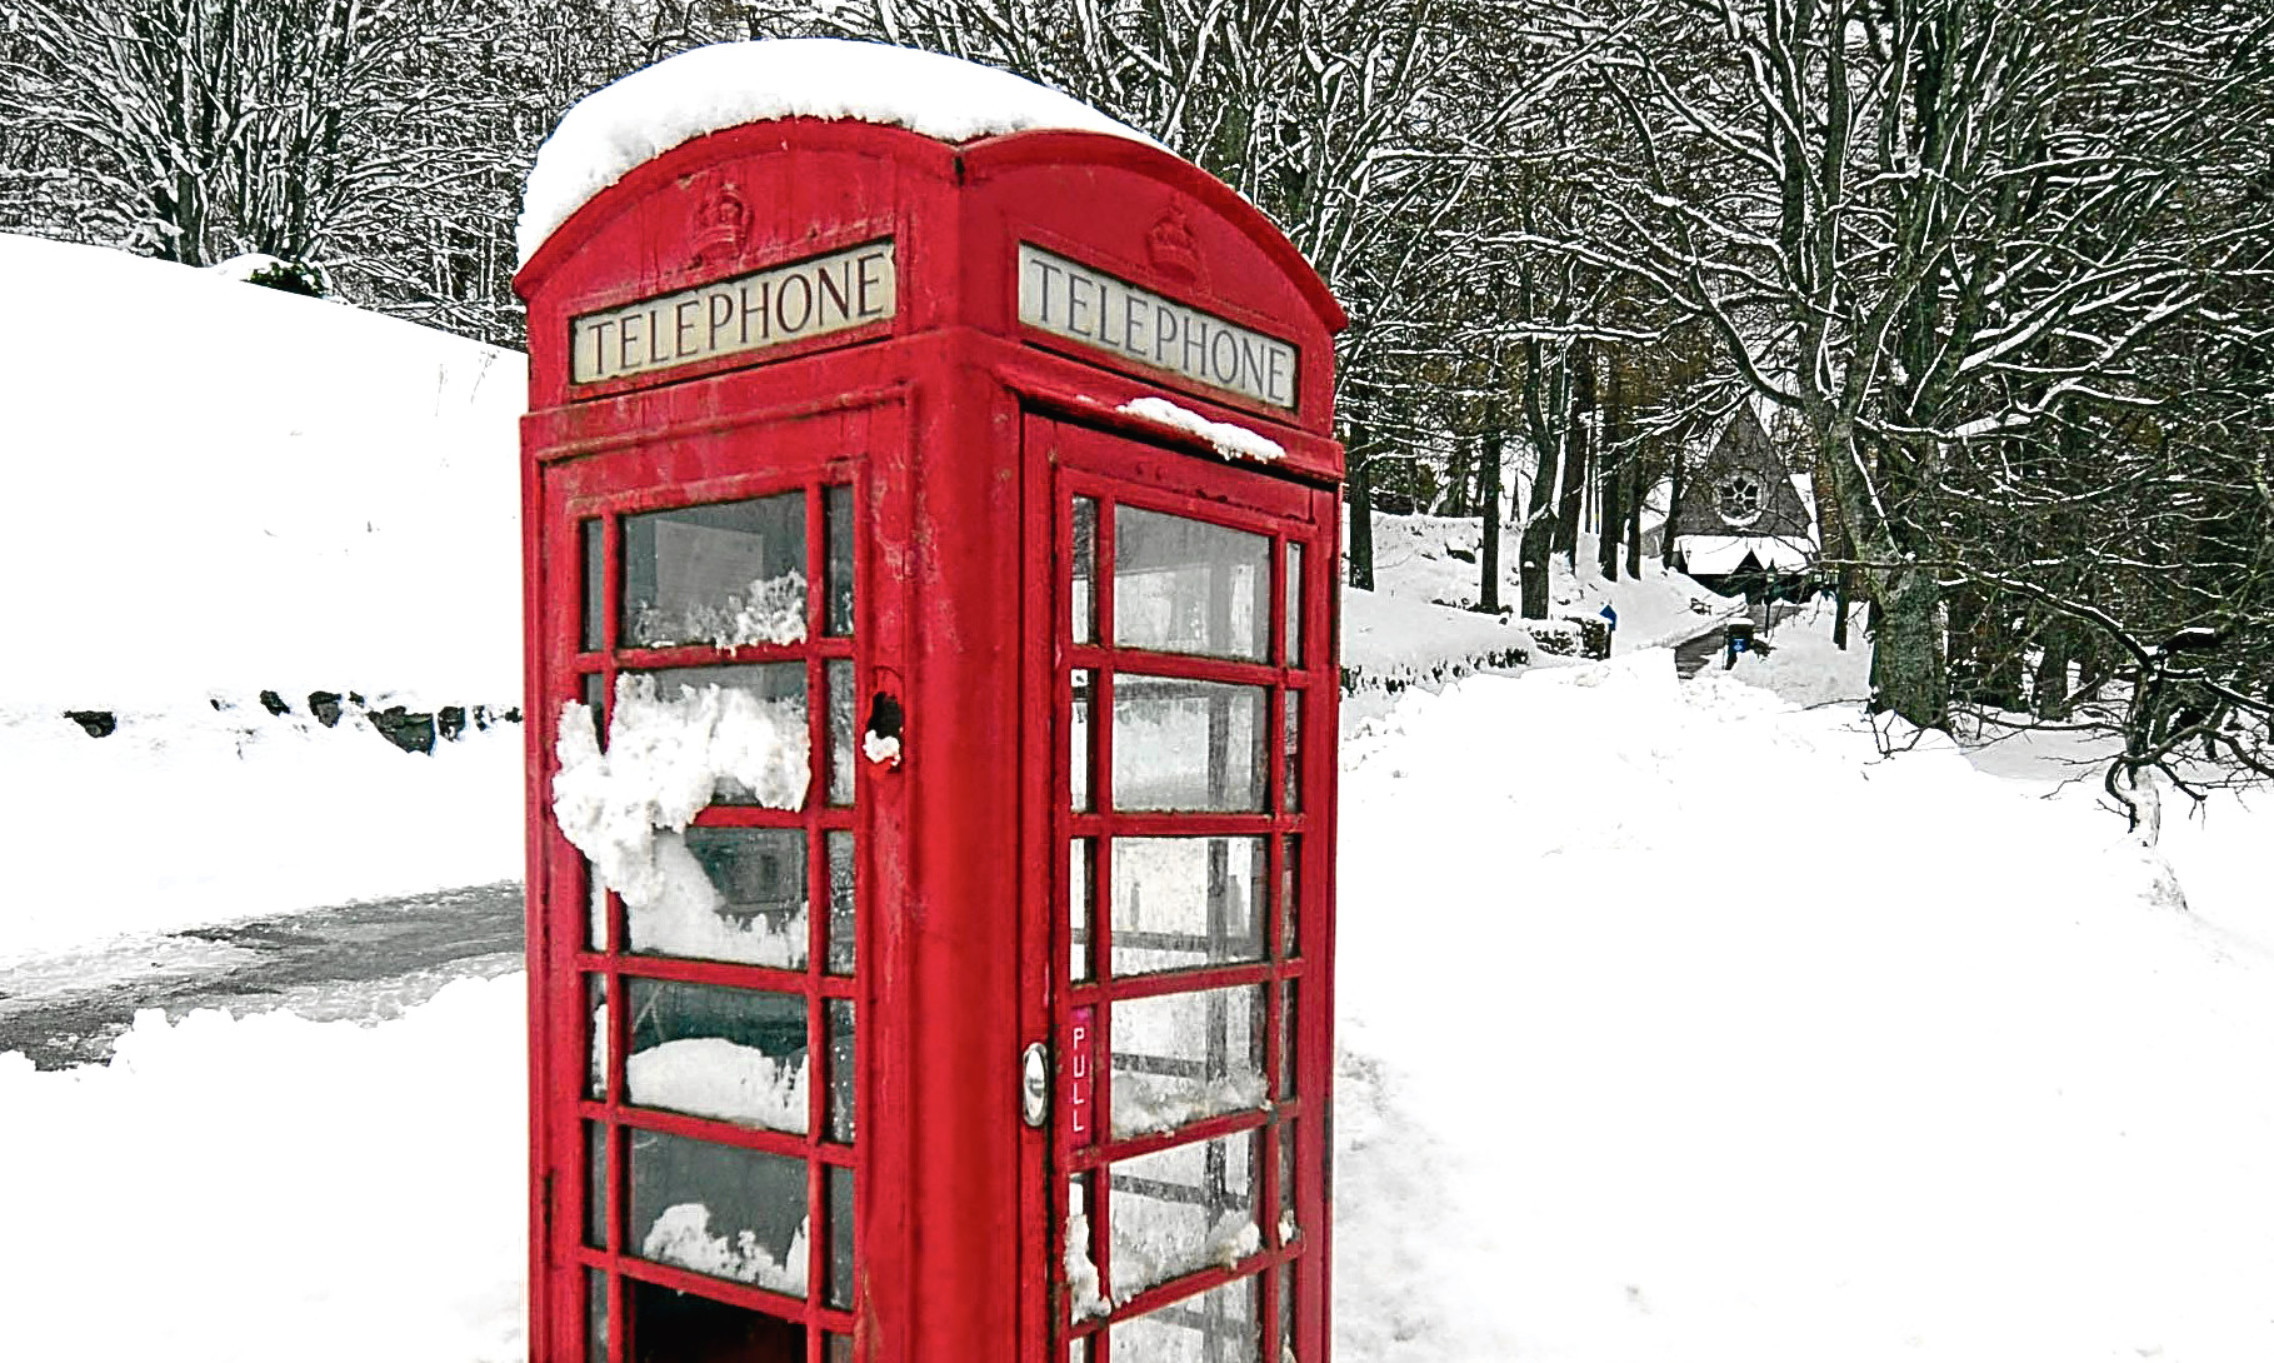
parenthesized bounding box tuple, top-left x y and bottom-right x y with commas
(1069, 839, 1094, 983)
(585, 1121, 608, 1250)
(1070, 669, 1094, 812)
(827, 999, 856, 1144)
(1112, 677, 1265, 812)
(1071, 497, 1098, 645)
(826, 1336, 854, 1363)
(1276, 982, 1297, 1101)
(1109, 837, 1265, 977)
(826, 831, 856, 976)
(1114, 506, 1269, 662)
(621, 493, 807, 649)
(628, 1130, 808, 1297)
(626, 977, 808, 1133)
(1104, 1130, 1260, 1302)
(586, 1268, 610, 1363)
(629, 1276, 804, 1361)
(1065, 1174, 1100, 1325)
(1280, 699, 1300, 814)
(827, 1164, 855, 1310)
(626, 663, 809, 807)
(1283, 541, 1303, 668)
(825, 483, 854, 637)
(1279, 837, 1299, 960)
(827, 659, 856, 806)
(587, 974, 609, 1099)
(1109, 984, 1266, 1138)
(627, 825, 808, 969)
(1109, 1274, 1259, 1363)
(582, 518, 606, 653)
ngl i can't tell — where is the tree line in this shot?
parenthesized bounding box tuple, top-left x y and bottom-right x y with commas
(4, 0, 2266, 815)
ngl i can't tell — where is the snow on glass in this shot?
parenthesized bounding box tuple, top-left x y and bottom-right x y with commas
(643, 1204, 809, 1296)
(554, 673, 810, 966)
(1105, 1134, 1261, 1302)
(1110, 984, 1268, 1139)
(629, 569, 807, 650)
(519, 38, 1157, 263)
(629, 1036, 807, 1132)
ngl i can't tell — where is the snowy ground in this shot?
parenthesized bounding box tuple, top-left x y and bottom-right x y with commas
(4, 238, 2271, 1361)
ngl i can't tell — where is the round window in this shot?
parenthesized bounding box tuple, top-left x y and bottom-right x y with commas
(1715, 473, 1764, 525)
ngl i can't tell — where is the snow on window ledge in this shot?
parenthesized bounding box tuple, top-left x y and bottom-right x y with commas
(1115, 396, 1286, 464)
(519, 38, 1160, 265)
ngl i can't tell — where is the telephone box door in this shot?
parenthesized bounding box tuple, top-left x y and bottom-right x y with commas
(1024, 414, 1335, 1363)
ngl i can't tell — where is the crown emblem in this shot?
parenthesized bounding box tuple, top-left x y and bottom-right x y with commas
(1145, 205, 1201, 281)
(689, 176, 750, 268)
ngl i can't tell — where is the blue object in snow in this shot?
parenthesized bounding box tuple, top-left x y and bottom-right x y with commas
(1599, 604, 1618, 629)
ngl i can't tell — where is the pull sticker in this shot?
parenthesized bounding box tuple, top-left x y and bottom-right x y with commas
(1067, 1006, 1096, 1145)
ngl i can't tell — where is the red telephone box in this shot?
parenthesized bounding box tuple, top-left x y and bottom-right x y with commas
(517, 71, 1344, 1363)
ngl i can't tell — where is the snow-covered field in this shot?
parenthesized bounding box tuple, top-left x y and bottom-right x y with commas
(4, 237, 2271, 1362)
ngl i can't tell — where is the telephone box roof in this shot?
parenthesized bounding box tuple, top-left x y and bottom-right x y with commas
(517, 38, 1159, 265)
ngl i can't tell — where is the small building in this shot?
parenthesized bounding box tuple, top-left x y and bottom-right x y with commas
(1668, 404, 1816, 599)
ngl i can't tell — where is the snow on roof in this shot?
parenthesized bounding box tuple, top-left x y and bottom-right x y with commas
(519, 39, 1159, 265)
(1117, 396, 1285, 463)
(1674, 534, 1814, 577)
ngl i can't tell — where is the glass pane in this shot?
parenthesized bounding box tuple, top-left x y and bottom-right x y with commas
(625, 664, 809, 807)
(827, 1164, 854, 1310)
(827, 1335, 854, 1363)
(826, 831, 856, 976)
(1069, 839, 1093, 983)
(827, 999, 856, 1144)
(825, 484, 854, 637)
(1110, 837, 1265, 977)
(1275, 1260, 1294, 1360)
(1114, 506, 1268, 661)
(1283, 542, 1303, 668)
(827, 660, 856, 805)
(1277, 1124, 1297, 1244)
(1110, 1274, 1259, 1363)
(629, 1129, 808, 1296)
(586, 1268, 610, 1363)
(628, 1276, 803, 1360)
(1110, 985, 1266, 1138)
(587, 975, 609, 1099)
(1281, 698, 1300, 814)
(621, 493, 807, 648)
(585, 1121, 607, 1250)
(582, 518, 605, 653)
(582, 670, 605, 717)
(630, 825, 808, 969)
(1070, 669, 1093, 812)
(1276, 982, 1297, 1101)
(1071, 497, 1097, 645)
(626, 978, 807, 1133)
(1279, 837, 1299, 960)
(1113, 676, 1266, 812)
(1105, 1131, 1260, 1301)
(1066, 1174, 1103, 1323)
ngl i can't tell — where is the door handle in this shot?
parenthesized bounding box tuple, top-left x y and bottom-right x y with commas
(1020, 1042, 1049, 1128)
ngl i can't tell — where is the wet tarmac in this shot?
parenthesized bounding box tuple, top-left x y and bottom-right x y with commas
(0, 881, 524, 1069)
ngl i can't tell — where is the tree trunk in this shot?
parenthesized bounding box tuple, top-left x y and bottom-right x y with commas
(1870, 562, 1948, 728)
(1478, 412, 1504, 614)
(1445, 436, 1472, 518)
(1346, 430, 1375, 591)
(1555, 344, 1593, 566)
(1625, 439, 1644, 579)
(1597, 356, 1624, 581)
(1832, 567, 1853, 650)
(1519, 345, 1560, 619)
(2032, 616, 2071, 719)
(1661, 446, 1684, 571)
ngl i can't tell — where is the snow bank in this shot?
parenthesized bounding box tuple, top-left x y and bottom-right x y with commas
(1334, 657, 2274, 1362)
(0, 976, 526, 1363)
(0, 232, 522, 711)
(519, 39, 1155, 263)
(0, 701, 522, 965)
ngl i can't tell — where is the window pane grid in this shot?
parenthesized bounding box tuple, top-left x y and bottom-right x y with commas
(1057, 488, 1316, 1358)
(571, 478, 860, 1358)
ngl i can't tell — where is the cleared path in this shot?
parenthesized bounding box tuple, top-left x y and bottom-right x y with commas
(0, 881, 524, 1069)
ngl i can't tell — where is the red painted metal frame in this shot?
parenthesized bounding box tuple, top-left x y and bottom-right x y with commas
(519, 117, 1341, 1363)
